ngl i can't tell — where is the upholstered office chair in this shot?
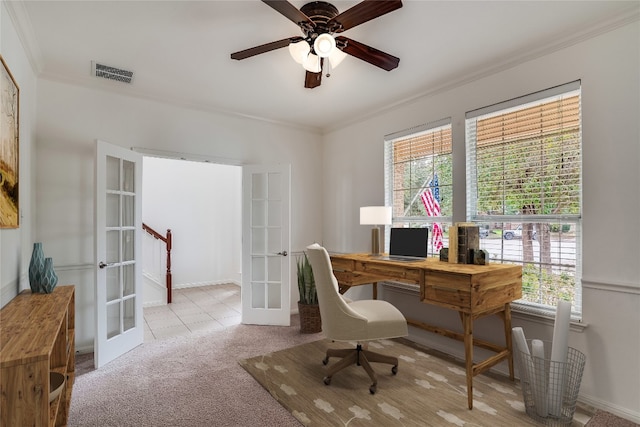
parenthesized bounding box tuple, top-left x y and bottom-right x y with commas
(305, 243, 408, 394)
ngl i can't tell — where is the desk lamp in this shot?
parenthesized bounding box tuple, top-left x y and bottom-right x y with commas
(360, 206, 392, 256)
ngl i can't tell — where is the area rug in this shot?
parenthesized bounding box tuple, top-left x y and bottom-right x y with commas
(240, 338, 546, 426)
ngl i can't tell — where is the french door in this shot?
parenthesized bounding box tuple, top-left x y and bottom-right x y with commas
(241, 164, 291, 326)
(94, 140, 144, 368)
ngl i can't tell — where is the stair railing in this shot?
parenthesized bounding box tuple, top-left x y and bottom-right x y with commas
(142, 223, 173, 303)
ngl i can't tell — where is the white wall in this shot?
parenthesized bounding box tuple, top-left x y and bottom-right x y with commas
(323, 22, 640, 421)
(0, 1, 38, 308)
(142, 156, 242, 288)
(34, 79, 323, 352)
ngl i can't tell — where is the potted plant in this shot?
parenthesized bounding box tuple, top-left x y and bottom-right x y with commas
(296, 252, 321, 334)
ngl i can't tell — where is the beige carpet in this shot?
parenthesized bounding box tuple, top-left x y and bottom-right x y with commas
(69, 321, 322, 426)
(240, 338, 562, 426)
(585, 410, 639, 427)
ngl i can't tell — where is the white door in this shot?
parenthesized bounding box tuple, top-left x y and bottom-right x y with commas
(241, 164, 291, 326)
(94, 140, 144, 368)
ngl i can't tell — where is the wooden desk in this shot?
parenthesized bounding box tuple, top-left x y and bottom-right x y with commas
(330, 253, 522, 410)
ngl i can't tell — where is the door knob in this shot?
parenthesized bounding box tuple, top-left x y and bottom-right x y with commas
(98, 261, 115, 269)
(277, 251, 288, 256)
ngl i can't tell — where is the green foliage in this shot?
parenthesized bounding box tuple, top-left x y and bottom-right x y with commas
(521, 263, 575, 307)
(399, 154, 453, 217)
(550, 224, 572, 233)
(476, 134, 580, 216)
(296, 253, 317, 305)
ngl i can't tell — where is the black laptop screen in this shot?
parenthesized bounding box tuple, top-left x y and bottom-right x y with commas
(389, 228, 429, 258)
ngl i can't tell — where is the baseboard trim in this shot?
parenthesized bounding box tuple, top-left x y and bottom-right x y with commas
(174, 280, 239, 289)
(75, 345, 94, 355)
(143, 299, 165, 308)
(578, 394, 640, 424)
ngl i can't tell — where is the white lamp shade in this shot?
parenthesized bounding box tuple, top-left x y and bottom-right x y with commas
(289, 40, 310, 64)
(302, 53, 321, 73)
(329, 47, 347, 68)
(360, 206, 392, 225)
(314, 33, 336, 58)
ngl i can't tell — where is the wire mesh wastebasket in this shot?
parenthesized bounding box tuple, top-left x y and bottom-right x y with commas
(514, 340, 586, 426)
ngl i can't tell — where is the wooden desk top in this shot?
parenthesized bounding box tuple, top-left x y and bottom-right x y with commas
(330, 252, 520, 275)
(330, 253, 522, 313)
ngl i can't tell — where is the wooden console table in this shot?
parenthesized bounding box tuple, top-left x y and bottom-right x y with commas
(330, 253, 522, 409)
(0, 286, 75, 426)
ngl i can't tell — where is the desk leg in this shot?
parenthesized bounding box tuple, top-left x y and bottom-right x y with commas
(502, 303, 515, 380)
(372, 282, 377, 300)
(463, 313, 474, 410)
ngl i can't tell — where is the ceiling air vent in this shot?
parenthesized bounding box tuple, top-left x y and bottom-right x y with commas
(91, 61, 134, 84)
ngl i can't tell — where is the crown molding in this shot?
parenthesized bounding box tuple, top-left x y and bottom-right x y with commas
(38, 71, 323, 135)
(3, 0, 44, 73)
(325, 6, 640, 135)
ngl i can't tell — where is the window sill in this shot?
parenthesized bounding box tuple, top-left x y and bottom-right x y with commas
(511, 304, 587, 333)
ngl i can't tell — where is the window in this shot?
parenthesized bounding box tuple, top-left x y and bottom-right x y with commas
(384, 119, 452, 256)
(466, 81, 582, 317)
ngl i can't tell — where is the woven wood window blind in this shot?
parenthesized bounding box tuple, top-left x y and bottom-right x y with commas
(384, 119, 452, 255)
(465, 81, 583, 316)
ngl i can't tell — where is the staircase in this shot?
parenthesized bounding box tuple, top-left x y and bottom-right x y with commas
(142, 223, 173, 305)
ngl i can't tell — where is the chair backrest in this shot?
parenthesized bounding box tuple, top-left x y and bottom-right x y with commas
(305, 244, 368, 341)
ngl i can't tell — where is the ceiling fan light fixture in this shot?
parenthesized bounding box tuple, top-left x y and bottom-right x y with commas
(289, 40, 310, 64)
(328, 47, 347, 69)
(313, 33, 336, 58)
(302, 53, 321, 73)
(230, 0, 404, 88)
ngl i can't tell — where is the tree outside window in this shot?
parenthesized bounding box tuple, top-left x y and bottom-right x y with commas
(466, 82, 582, 316)
(385, 120, 452, 255)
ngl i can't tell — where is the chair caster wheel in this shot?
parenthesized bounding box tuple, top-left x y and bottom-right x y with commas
(322, 357, 329, 365)
(323, 376, 331, 385)
(392, 365, 398, 375)
(369, 384, 377, 394)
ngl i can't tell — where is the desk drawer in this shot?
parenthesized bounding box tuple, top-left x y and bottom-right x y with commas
(423, 272, 471, 310)
(423, 285, 471, 309)
(358, 262, 421, 284)
(331, 258, 355, 271)
(423, 269, 522, 312)
(333, 271, 384, 286)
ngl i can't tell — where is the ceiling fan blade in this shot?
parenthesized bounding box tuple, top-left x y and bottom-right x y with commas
(304, 70, 322, 89)
(336, 36, 399, 71)
(328, 0, 402, 33)
(231, 37, 302, 60)
(262, 0, 315, 28)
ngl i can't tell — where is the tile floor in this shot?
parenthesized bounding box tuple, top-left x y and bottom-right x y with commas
(143, 283, 241, 342)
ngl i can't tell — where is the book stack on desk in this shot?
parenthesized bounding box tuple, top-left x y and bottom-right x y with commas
(441, 223, 486, 264)
(457, 223, 479, 264)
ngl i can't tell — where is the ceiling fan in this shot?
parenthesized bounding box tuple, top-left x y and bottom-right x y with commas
(230, 0, 403, 89)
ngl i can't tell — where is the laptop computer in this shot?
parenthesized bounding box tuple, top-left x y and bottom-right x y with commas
(377, 227, 429, 261)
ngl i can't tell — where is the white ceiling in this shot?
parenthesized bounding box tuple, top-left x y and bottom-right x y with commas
(8, 0, 639, 133)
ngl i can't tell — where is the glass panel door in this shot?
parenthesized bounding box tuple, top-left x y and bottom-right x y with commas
(95, 140, 143, 368)
(242, 164, 290, 325)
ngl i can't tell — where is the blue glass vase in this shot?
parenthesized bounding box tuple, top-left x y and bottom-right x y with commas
(41, 258, 58, 294)
(28, 242, 45, 292)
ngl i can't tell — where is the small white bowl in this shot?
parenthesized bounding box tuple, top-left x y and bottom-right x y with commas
(49, 372, 65, 403)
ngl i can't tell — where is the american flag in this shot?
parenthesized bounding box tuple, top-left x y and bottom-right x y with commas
(420, 174, 443, 251)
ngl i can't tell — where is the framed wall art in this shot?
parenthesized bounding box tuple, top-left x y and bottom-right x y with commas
(1, 55, 20, 228)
